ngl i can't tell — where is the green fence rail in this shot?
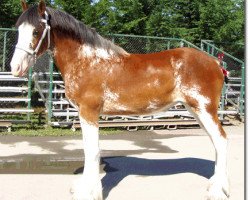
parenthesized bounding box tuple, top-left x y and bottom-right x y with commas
(0, 28, 245, 127)
(201, 40, 245, 116)
(0, 28, 17, 72)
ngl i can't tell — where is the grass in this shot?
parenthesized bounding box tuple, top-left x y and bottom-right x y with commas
(0, 112, 120, 136)
(0, 125, 121, 137)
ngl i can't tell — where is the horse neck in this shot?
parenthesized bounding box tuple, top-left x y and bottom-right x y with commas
(51, 32, 126, 79)
(52, 33, 81, 77)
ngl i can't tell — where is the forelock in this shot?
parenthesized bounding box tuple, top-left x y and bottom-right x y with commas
(16, 5, 41, 28)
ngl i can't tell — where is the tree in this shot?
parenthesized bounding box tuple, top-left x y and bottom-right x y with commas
(199, 0, 244, 58)
(0, 0, 22, 28)
(0, 0, 244, 57)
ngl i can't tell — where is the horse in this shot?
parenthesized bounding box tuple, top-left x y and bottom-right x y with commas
(10, 1, 229, 200)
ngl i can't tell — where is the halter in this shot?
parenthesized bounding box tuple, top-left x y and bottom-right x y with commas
(15, 11, 51, 62)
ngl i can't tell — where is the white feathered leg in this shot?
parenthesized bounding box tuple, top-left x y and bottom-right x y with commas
(196, 110, 229, 200)
(71, 117, 103, 200)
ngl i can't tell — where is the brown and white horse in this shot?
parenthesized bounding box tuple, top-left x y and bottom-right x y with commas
(11, 1, 229, 199)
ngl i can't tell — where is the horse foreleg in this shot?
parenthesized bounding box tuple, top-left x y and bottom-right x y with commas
(71, 116, 102, 200)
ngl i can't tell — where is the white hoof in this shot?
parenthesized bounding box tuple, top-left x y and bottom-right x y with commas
(70, 177, 103, 200)
(207, 174, 230, 200)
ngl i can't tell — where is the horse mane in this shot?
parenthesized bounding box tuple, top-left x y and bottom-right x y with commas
(16, 5, 127, 56)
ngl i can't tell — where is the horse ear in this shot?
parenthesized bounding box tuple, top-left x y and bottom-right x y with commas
(38, 0, 46, 16)
(21, 0, 29, 12)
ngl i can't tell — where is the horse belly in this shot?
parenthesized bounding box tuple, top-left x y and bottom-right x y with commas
(101, 85, 175, 116)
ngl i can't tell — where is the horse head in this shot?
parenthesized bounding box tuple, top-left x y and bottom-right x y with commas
(11, 0, 50, 77)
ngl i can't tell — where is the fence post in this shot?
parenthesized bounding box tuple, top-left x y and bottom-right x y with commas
(220, 62, 227, 120)
(239, 63, 245, 117)
(201, 41, 204, 51)
(27, 67, 33, 120)
(2, 31, 8, 71)
(167, 41, 170, 50)
(180, 41, 184, 47)
(207, 44, 211, 55)
(111, 34, 115, 43)
(211, 46, 215, 57)
(48, 55, 54, 123)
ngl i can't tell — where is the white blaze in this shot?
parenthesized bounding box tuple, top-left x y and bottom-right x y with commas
(11, 22, 35, 77)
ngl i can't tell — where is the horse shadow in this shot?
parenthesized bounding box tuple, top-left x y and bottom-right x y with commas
(75, 156, 214, 199)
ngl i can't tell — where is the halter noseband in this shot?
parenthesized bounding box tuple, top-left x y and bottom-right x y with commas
(15, 11, 51, 62)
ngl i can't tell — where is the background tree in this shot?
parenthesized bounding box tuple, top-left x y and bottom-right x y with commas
(0, 0, 244, 58)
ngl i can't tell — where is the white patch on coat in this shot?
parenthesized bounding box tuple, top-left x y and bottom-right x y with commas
(82, 45, 94, 57)
(172, 60, 210, 109)
(104, 88, 119, 102)
(182, 85, 211, 110)
(146, 65, 161, 75)
(102, 88, 129, 112)
(172, 70, 184, 102)
(147, 100, 160, 110)
(64, 73, 78, 95)
(96, 48, 114, 58)
(79, 45, 114, 60)
(153, 79, 160, 87)
(175, 60, 183, 70)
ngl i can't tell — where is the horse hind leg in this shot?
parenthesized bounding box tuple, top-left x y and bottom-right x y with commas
(184, 101, 230, 200)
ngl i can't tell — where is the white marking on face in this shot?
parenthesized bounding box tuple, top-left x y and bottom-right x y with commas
(11, 22, 35, 77)
(17, 23, 35, 51)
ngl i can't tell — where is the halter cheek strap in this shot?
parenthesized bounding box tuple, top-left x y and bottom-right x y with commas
(15, 11, 51, 62)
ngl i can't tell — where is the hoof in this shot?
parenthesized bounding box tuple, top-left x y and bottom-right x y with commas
(207, 175, 230, 200)
(70, 177, 103, 200)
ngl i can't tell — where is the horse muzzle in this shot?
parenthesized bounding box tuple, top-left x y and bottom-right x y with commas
(10, 48, 34, 77)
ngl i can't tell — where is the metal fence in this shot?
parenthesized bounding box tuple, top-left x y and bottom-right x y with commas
(0, 28, 17, 72)
(201, 40, 245, 116)
(0, 28, 245, 130)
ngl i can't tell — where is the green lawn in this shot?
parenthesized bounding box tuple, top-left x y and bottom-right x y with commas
(0, 113, 120, 136)
(0, 126, 120, 136)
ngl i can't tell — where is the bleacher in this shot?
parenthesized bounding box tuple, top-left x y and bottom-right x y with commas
(0, 71, 34, 131)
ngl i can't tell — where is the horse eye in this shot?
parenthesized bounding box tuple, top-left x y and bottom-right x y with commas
(33, 30, 39, 37)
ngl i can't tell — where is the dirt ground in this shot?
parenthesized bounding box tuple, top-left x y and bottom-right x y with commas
(0, 123, 245, 200)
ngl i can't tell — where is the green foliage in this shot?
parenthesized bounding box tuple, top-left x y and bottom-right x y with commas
(0, 0, 22, 28)
(0, 0, 244, 56)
